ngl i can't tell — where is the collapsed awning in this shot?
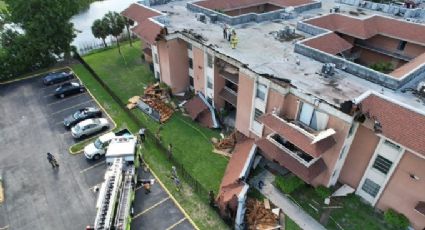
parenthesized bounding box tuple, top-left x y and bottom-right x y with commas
(256, 138, 327, 184)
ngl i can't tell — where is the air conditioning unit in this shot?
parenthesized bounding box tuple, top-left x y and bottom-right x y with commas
(196, 13, 207, 23)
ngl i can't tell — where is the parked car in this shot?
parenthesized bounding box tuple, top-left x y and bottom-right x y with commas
(43, 71, 74, 85)
(71, 118, 109, 139)
(83, 129, 131, 160)
(63, 107, 102, 128)
(54, 82, 85, 98)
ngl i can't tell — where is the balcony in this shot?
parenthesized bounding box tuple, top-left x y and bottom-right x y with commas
(219, 86, 237, 107)
(220, 67, 239, 85)
(256, 138, 327, 183)
(259, 113, 336, 158)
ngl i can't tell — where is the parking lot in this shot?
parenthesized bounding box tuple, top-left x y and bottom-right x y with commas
(0, 72, 195, 230)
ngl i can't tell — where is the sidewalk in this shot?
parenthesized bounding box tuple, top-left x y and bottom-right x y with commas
(250, 170, 326, 230)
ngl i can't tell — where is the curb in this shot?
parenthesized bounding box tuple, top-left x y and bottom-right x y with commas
(0, 67, 72, 85)
(68, 66, 118, 154)
(148, 164, 201, 230)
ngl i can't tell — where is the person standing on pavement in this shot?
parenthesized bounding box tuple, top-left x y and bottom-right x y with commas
(46, 152, 59, 168)
(143, 181, 151, 194)
(138, 128, 146, 143)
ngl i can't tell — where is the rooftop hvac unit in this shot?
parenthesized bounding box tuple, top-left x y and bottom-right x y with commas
(196, 13, 207, 23)
(209, 14, 218, 23)
(321, 63, 336, 76)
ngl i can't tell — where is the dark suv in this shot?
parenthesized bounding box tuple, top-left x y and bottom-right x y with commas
(63, 107, 102, 128)
(54, 82, 85, 98)
(43, 71, 74, 85)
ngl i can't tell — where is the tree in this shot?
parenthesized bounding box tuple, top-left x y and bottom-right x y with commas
(91, 18, 109, 48)
(124, 17, 135, 47)
(1, 0, 79, 79)
(104, 11, 125, 53)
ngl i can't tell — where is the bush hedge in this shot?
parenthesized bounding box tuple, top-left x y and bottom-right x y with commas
(314, 185, 332, 200)
(384, 209, 409, 229)
(275, 174, 305, 194)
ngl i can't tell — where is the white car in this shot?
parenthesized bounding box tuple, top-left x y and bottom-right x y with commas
(71, 118, 109, 139)
(84, 132, 116, 160)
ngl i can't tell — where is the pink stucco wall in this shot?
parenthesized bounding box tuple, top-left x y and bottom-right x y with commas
(156, 39, 189, 94)
(338, 125, 380, 188)
(377, 151, 425, 230)
(235, 72, 254, 136)
(192, 47, 205, 94)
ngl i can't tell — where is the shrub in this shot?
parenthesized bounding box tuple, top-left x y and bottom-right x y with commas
(384, 209, 409, 229)
(275, 175, 305, 194)
(315, 185, 332, 200)
(370, 62, 393, 73)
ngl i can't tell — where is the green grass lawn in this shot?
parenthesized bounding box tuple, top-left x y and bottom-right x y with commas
(77, 41, 228, 192)
(288, 186, 397, 230)
(70, 41, 230, 229)
(285, 217, 302, 230)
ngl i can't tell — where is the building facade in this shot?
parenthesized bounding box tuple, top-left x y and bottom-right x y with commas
(123, 1, 425, 229)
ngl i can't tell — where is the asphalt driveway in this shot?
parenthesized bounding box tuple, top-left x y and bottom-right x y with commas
(0, 75, 110, 230)
(0, 72, 195, 230)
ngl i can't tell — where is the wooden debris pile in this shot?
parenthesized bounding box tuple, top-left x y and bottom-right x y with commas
(142, 83, 174, 123)
(245, 198, 279, 230)
(127, 83, 174, 123)
(127, 96, 140, 110)
(213, 131, 237, 150)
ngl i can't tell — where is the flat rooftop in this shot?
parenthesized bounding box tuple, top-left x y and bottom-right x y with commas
(147, 0, 425, 110)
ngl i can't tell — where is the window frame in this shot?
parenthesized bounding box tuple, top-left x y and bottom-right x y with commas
(254, 108, 264, 122)
(361, 178, 381, 198)
(207, 53, 213, 68)
(256, 83, 267, 101)
(297, 102, 329, 131)
(372, 155, 393, 175)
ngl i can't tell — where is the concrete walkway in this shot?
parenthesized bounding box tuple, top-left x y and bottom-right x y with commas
(250, 170, 326, 230)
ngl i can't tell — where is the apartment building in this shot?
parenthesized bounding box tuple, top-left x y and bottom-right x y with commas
(122, 1, 425, 229)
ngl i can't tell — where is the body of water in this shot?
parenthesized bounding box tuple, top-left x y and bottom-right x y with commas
(71, 0, 138, 49)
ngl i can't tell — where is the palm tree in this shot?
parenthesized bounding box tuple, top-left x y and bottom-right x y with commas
(104, 11, 125, 53)
(124, 18, 135, 47)
(91, 18, 109, 48)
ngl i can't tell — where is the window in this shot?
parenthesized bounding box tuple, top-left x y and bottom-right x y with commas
(254, 108, 264, 122)
(154, 54, 158, 63)
(361, 179, 381, 197)
(256, 83, 267, 101)
(207, 53, 213, 68)
(298, 102, 329, 131)
(189, 76, 194, 87)
(188, 43, 192, 50)
(348, 123, 356, 137)
(155, 71, 160, 79)
(397, 41, 407, 51)
(372, 155, 393, 175)
(207, 76, 213, 89)
(188, 58, 193, 69)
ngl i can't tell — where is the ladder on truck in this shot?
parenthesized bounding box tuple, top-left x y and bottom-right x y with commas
(94, 158, 123, 230)
(114, 166, 135, 230)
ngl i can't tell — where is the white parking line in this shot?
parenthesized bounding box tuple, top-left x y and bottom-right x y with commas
(47, 93, 87, 106)
(80, 161, 105, 174)
(166, 218, 186, 230)
(50, 100, 93, 116)
(132, 197, 170, 220)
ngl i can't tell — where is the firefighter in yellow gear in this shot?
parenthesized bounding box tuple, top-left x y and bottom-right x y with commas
(230, 30, 238, 49)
